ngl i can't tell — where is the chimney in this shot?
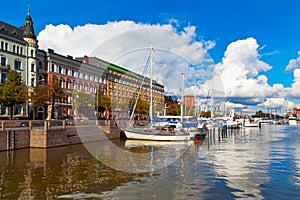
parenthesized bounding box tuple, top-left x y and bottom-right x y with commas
(83, 55, 88, 63)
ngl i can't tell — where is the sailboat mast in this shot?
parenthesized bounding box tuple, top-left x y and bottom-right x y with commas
(149, 46, 154, 123)
(181, 73, 185, 122)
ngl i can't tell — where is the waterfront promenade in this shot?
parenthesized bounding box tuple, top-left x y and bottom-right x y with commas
(0, 119, 121, 151)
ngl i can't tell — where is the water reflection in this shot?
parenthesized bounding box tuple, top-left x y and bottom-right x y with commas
(0, 142, 148, 199)
(206, 127, 270, 199)
(1, 125, 300, 199)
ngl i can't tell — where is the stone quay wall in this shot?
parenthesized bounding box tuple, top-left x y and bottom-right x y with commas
(0, 120, 121, 151)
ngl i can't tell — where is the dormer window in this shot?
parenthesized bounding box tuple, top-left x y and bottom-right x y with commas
(0, 25, 6, 32)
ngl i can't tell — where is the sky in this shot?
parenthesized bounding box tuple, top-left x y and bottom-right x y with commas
(2, 0, 300, 113)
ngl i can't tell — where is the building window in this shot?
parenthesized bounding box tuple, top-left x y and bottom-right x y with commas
(66, 95, 69, 104)
(17, 46, 19, 54)
(13, 45, 15, 53)
(31, 64, 34, 72)
(1, 73, 6, 84)
(66, 68, 69, 76)
(14, 105, 22, 115)
(0, 41, 3, 49)
(66, 79, 70, 89)
(60, 78, 64, 88)
(31, 78, 35, 86)
(1, 57, 6, 66)
(0, 105, 6, 115)
(30, 49, 34, 57)
(20, 47, 23, 55)
(14, 60, 22, 70)
(72, 80, 76, 90)
(72, 70, 75, 77)
(51, 64, 55, 72)
(5, 43, 8, 51)
(58, 66, 62, 74)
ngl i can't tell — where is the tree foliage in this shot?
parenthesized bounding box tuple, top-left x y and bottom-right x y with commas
(127, 97, 149, 115)
(0, 70, 28, 119)
(48, 77, 66, 118)
(95, 89, 111, 113)
(30, 86, 49, 106)
(73, 91, 93, 116)
(29, 85, 49, 119)
(135, 98, 149, 114)
(253, 110, 264, 118)
(199, 111, 212, 118)
(165, 95, 180, 116)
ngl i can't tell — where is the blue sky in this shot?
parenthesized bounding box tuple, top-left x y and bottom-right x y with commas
(2, 0, 300, 110)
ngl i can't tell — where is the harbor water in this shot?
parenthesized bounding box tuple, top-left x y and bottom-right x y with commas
(0, 124, 300, 199)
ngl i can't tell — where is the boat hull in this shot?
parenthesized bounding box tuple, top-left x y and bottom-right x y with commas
(289, 119, 297, 125)
(124, 129, 191, 141)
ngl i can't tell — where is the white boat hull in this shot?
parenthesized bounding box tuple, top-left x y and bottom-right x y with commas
(289, 120, 297, 125)
(125, 140, 193, 147)
(124, 129, 191, 141)
(243, 123, 258, 128)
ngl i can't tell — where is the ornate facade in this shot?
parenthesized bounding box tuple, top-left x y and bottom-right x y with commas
(0, 9, 165, 119)
(0, 8, 38, 118)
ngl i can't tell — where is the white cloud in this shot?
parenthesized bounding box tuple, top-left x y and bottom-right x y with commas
(259, 98, 295, 109)
(38, 21, 298, 110)
(289, 69, 300, 98)
(285, 51, 300, 72)
(38, 20, 215, 98)
(212, 37, 286, 100)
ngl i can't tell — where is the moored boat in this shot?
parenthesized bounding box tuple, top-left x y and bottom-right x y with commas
(288, 116, 297, 125)
(124, 47, 207, 141)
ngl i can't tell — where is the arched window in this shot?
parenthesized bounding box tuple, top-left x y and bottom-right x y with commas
(60, 78, 64, 88)
(58, 66, 62, 74)
(66, 79, 70, 89)
(72, 80, 76, 90)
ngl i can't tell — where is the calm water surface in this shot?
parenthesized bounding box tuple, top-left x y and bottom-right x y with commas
(0, 124, 300, 199)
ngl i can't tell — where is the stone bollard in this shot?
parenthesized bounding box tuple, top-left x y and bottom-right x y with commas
(62, 121, 66, 129)
(44, 121, 48, 131)
(1, 121, 5, 131)
(29, 121, 32, 129)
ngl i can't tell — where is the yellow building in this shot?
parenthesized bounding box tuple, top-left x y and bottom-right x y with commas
(76, 56, 165, 115)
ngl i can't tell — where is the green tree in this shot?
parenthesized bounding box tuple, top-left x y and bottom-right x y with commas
(127, 97, 150, 115)
(95, 89, 111, 113)
(29, 85, 49, 119)
(0, 70, 28, 119)
(165, 96, 180, 115)
(199, 111, 212, 118)
(253, 110, 264, 118)
(135, 98, 149, 114)
(73, 91, 93, 117)
(48, 77, 66, 118)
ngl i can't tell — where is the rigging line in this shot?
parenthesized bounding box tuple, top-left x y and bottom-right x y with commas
(127, 53, 151, 121)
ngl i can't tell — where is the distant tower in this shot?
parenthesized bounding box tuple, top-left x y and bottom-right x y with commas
(21, 6, 38, 87)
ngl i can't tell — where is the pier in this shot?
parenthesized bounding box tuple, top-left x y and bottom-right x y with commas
(0, 120, 121, 151)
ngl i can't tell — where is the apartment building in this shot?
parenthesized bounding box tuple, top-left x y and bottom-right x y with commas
(76, 56, 165, 114)
(1, 9, 165, 119)
(0, 8, 38, 118)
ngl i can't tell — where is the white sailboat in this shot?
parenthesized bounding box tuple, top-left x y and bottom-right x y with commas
(124, 47, 193, 141)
